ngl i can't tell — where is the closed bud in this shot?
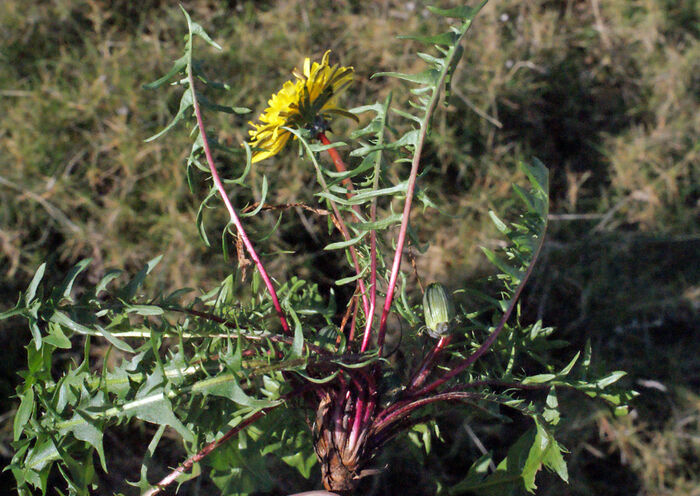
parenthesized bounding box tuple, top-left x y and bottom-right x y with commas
(423, 282, 455, 338)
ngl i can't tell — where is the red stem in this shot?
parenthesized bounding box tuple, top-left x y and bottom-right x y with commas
(373, 391, 478, 435)
(315, 132, 370, 320)
(319, 133, 353, 192)
(144, 407, 276, 496)
(188, 70, 290, 335)
(406, 335, 452, 391)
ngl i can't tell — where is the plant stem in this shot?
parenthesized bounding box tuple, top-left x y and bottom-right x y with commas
(318, 133, 354, 193)
(412, 221, 548, 397)
(187, 66, 290, 335)
(171, 307, 332, 356)
(373, 391, 478, 434)
(144, 407, 276, 496)
(303, 132, 370, 318)
(376, 25, 478, 354)
(317, 131, 380, 352)
(406, 335, 452, 391)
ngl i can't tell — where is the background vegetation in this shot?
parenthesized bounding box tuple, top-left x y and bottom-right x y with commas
(1, 0, 697, 494)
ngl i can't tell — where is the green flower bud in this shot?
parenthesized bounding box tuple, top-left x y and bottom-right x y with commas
(422, 282, 455, 338)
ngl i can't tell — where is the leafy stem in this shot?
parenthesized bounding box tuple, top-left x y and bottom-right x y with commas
(182, 11, 290, 335)
(375, 7, 484, 353)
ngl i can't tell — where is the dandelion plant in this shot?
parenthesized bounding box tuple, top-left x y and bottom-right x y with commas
(3, 3, 635, 495)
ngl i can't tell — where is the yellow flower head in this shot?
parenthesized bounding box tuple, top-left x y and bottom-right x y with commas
(248, 50, 356, 163)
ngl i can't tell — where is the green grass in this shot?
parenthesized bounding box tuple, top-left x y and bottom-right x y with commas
(0, 0, 698, 494)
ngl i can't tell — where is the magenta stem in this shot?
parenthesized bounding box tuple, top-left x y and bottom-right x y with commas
(188, 69, 290, 335)
(406, 335, 452, 391)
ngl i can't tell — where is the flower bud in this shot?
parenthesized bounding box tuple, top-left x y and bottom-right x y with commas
(423, 282, 455, 338)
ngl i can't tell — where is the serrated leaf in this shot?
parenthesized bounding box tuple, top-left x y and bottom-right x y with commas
(131, 377, 194, 443)
(24, 437, 60, 472)
(63, 411, 107, 471)
(195, 373, 278, 409)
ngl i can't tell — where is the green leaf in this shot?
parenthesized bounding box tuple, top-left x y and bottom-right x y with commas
(195, 373, 278, 409)
(131, 381, 194, 443)
(126, 305, 165, 316)
(95, 269, 122, 296)
(509, 420, 567, 492)
(398, 31, 458, 46)
(289, 309, 304, 359)
(13, 388, 34, 441)
(45, 324, 72, 349)
(25, 263, 46, 304)
(143, 55, 188, 90)
(334, 270, 366, 286)
(56, 259, 90, 300)
(373, 69, 440, 86)
(595, 371, 627, 388)
(558, 351, 580, 377)
(240, 175, 267, 217)
(196, 186, 218, 247)
(488, 211, 509, 235)
(323, 232, 367, 251)
(543, 388, 560, 426)
(121, 256, 163, 300)
(521, 373, 556, 384)
(24, 437, 60, 472)
(95, 325, 135, 353)
(144, 89, 193, 142)
(62, 411, 107, 471)
(481, 247, 523, 281)
(187, 17, 222, 50)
